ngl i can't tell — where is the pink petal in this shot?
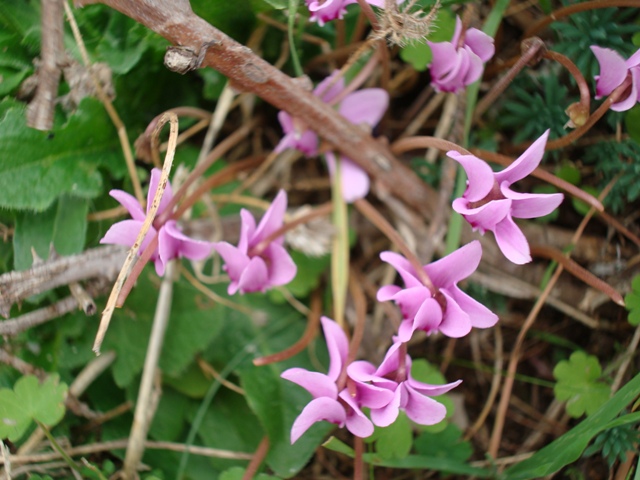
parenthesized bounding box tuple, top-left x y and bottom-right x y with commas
(424, 240, 482, 287)
(213, 242, 250, 285)
(391, 286, 432, 320)
(409, 296, 443, 337)
(321, 317, 349, 382)
(252, 190, 287, 244)
(591, 46, 628, 98)
(493, 216, 531, 264)
(238, 209, 256, 253)
(237, 256, 269, 293)
(147, 168, 173, 217)
(428, 41, 459, 79)
(374, 341, 403, 378)
(101, 221, 159, 263)
(436, 49, 468, 92)
(348, 361, 398, 392)
(494, 130, 549, 186)
(461, 49, 485, 86)
(401, 383, 447, 425)
(109, 190, 145, 221)
(446, 285, 498, 329)
(313, 71, 346, 103)
(339, 390, 375, 438)
(377, 284, 401, 302)
(281, 368, 338, 399)
(447, 151, 495, 202)
(370, 387, 401, 427)
(263, 243, 297, 287)
(453, 198, 512, 233)
(438, 290, 472, 338)
(610, 67, 638, 112)
(339, 89, 388, 127)
(379, 251, 421, 288)
(325, 153, 370, 203)
(407, 377, 462, 397)
(290, 397, 346, 443)
(465, 28, 495, 63)
(159, 220, 213, 263)
(450, 16, 463, 49)
(502, 187, 564, 219)
(627, 49, 640, 68)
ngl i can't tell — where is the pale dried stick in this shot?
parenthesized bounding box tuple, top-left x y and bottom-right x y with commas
(425, 93, 458, 163)
(488, 179, 616, 459)
(611, 324, 640, 393)
(63, 1, 144, 204)
(93, 112, 178, 354)
(122, 261, 176, 479)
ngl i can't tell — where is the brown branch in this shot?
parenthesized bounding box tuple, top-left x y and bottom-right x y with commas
(73, 0, 437, 216)
(27, 0, 64, 130)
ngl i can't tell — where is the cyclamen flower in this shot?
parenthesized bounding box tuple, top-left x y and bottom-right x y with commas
(281, 317, 375, 443)
(100, 168, 213, 276)
(213, 190, 296, 295)
(591, 46, 640, 112)
(427, 16, 495, 93)
(449, 130, 564, 264)
(275, 72, 388, 203)
(306, 0, 401, 26)
(348, 342, 461, 427)
(377, 240, 498, 340)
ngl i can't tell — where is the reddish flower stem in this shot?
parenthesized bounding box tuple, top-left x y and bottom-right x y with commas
(242, 436, 269, 480)
(354, 198, 436, 293)
(355, 0, 379, 30)
(116, 234, 159, 307)
(530, 245, 625, 306)
(544, 50, 591, 122)
(353, 435, 365, 480)
(347, 272, 368, 367)
(253, 289, 322, 366)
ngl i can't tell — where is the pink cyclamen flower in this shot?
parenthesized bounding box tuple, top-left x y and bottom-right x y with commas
(281, 317, 374, 443)
(377, 240, 498, 340)
(427, 16, 495, 93)
(591, 46, 640, 112)
(100, 169, 213, 276)
(275, 72, 389, 202)
(306, 0, 401, 26)
(213, 190, 296, 295)
(449, 130, 564, 264)
(348, 342, 461, 427)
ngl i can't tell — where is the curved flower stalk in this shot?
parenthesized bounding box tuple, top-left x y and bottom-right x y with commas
(348, 342, 461, 427)
(449, 130, 564, 264)
(377, 240, 498, 340)
(100, 168, 213, 276)
(275, 72, 389, 202)
(591, 46, 640, 112)
(281, 317, 375, 443)
(213, 190, 297, 295)
(427, 16, 495, 93)
(306, 0, 402, 26)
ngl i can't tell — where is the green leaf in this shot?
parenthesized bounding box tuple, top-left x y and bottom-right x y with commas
(270, 250, 330, 301)
(625, 105, 640, 144)
(553, 351, 611, 417)
(13, 195, 88, 270)
(0, 374, 68, 441)
(149, 387, 190, 442)
(411, 359, 454, 432)
(399, 9, 455, 70)
(503, 372, 640, 479)
(370, 411, 413, 460)
(555, 163, 581, 186)
(163, 362, 212, 399)
(414, 424, 472, 463)
(95, 16, 154, 75)
(625, 275, 640, 326)
(220, 467, 282, 480)
(0, 98, 120, 211)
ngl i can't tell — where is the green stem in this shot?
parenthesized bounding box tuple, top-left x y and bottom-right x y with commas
(288, 0, 303, 77)
(36, 420, 86, 477)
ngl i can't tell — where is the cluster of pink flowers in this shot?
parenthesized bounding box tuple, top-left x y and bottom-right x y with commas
(591, 46, 640, 111)
(305, 0, 403, 26)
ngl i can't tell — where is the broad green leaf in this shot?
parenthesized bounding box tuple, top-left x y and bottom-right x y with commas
(13, 195, 88, 270)
(269, 250, 329, 301)
(0, 98, 120, 211)
(0, 374, 67, 441)
(399, 9, 456, 70)
(163, 361, 212, 399)
(370, 411, 413, 460)
(553, 351, 610, 417)
(220, 467, 282, 480)
(625, 275, 640, 326)
(191, 0, 256, 42)
(625, 105, 640, 144)
(149, 387, 190, 442)
(414, 424, 472, 463)
(555, 163, 581, 186)
(96, 16, 155, 75)
(503, 372, 640, 479)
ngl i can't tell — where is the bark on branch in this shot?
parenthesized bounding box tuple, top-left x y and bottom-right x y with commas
(73, 0, 437, 215)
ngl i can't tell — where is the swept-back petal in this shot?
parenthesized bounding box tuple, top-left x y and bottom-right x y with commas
(377, 284, 401, 301)
(407, 377, 461, 397)
(379, 251, 421, 288)
(325, 153, 370, 203)
(370, 387, 401, 427)
(401, 384, 447, 425)
(213, 242, 250, 284)
(494, 130, 549, 185)
(321, 317, 349, 381)
(339, 390, 375, 438)
(438, 290, 472, 338)
(109, 190, 145, 221)
(253, 190, 287, 244)
(462, 49, 485, 86)
(281, 368, 338, 399)
(447, 151, 494, 202)
(503, 187, 564, 219)
(428, 41, 459, 79)
(450, 16, 463, 50)
(591, 46, 628, 98)
(465, 28, 495, 62)
(453, 198, 512, 233)
(436, 49, 468, 92)
(160, 221, 213, 263)
(610, 67, 638, 112)
(339, 89, 388, 127)
(314, 71, 346, 103)
(290, 397, 346, 443)
(147, 168, 173, 217)
(424, 240, 482, 287)
(627, 48, 640, 68)
(100, 220, 145, 249)
(405, 297, 443, 338)
(375, 341, 402, 378)
(237, 256, 269, 293)
(238, 209, 256, 253)
(263, 243, 297, 287)
(446, 285, 498, 329)
(391, 285, 432, 321)
(493, 216, 531, 264)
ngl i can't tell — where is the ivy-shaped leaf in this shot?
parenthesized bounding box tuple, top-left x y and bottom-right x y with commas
(624, 275, 640, 326)
(553, 351, 610, 418)
(0, 374, 67, 441)
(414, 424, 473, 463)
(366, 411, 413, 460)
